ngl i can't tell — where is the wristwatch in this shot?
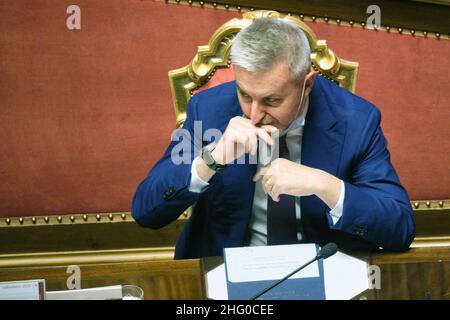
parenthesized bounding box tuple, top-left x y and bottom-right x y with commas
(201, 145, 228, 172)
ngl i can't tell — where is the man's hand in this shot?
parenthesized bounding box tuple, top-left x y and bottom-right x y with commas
(211, 116, 278, 165)
(253, 158, 342, 209)
(195, 116, 277, 182)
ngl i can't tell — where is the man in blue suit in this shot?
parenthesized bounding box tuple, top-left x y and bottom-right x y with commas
(132, 18, 415, 259)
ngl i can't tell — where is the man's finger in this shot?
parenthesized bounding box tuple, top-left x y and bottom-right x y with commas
(271, 186, 280, 202)
(253, 166, 271, 182)
(249, 133, 258, 156)
(271, 194, 280, 202)
(260, 125, 278, 134)
(255, 128, 274, 146)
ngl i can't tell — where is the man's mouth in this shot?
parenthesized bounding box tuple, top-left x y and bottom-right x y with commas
(258, 115, 275, 126)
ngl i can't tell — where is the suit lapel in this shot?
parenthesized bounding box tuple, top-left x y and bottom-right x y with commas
(302, 80, 345, 176)
(301, 77, 347, 239)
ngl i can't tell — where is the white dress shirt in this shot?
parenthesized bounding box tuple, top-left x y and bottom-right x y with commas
(188, 97, 345, 246)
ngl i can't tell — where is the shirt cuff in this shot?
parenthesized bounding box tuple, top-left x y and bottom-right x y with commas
(188, 156, 210, 193)
(329, 180, 345, 225)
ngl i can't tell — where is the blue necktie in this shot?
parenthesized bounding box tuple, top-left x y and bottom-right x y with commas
(266, 135, 298, 245)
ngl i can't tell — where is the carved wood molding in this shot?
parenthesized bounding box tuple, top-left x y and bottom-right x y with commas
(162, 0, 450, 40)
(0, 247, 175, 268)
(0, 211, 189, 227)
(1, 199, 449, 228)
(0, 201, 448, 267)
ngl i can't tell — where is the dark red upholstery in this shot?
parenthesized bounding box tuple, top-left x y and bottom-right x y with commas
(0, 1, 448, 217)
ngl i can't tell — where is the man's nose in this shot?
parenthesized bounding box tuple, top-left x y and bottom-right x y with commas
(250, 102, 265, 125)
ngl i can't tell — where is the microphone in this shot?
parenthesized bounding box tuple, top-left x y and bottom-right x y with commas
(249, 243, 338, 300)
(316, 242, 338, 259)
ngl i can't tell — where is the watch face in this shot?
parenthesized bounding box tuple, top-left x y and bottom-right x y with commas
(202, 146, 226, 172)
(202, 146, 215, 166)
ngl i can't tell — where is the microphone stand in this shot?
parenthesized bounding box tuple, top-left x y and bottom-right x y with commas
(249, 255, 319, 300)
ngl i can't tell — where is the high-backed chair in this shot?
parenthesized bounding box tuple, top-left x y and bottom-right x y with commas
(168, 10, 358, 128)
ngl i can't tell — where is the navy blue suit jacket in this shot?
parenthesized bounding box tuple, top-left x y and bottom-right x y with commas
(132, 76, 415, 259)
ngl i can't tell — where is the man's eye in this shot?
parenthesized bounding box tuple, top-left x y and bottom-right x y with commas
(265, 98, 281, 105)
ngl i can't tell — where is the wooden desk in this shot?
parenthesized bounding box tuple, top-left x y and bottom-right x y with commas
(0, 246, 449, 299)
(0, 259, 205, 300)
(369, 246, 450, 299)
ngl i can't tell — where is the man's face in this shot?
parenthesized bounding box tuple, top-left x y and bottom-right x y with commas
(234, 62, 316, 130)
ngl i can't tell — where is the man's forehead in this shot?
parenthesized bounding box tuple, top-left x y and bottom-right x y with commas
(234, 62, 295, 97)
(236, 80, 287, 98)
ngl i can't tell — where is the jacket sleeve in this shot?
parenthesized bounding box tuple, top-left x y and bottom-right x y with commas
(131, 95, 207, 229)
(331, 107, 415, 251)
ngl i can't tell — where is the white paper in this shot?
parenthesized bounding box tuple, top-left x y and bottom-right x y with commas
(46, 285, 123, 300)
(224, 244, 319, 283)
(323, 251, 369, 300)
(206, 264, 228, 300)
(0, 279, 45, 300)
(207, 246, 370, 300)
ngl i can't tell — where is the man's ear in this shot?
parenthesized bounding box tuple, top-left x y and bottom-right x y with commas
(304, 67, 318, 96)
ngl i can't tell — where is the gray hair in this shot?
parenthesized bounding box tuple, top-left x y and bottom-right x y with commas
(231, 18, 311, 81)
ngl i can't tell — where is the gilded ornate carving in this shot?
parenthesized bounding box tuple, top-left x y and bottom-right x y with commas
(0, 212, 137, 227)
(0, 200, 448, 228)
(165, 1, 449, 41)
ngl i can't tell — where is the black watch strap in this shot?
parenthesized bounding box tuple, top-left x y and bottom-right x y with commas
(201, 146, 227, 172)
